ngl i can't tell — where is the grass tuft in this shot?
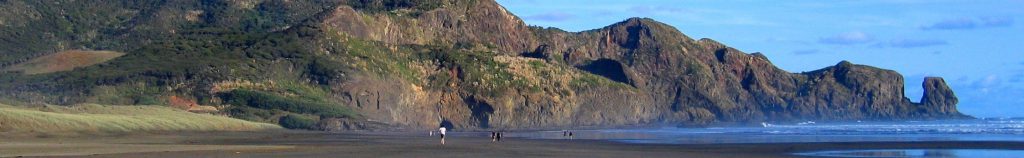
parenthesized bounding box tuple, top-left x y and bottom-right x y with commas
(0, 104, 280, 135)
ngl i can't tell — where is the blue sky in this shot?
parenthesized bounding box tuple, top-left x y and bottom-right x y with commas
(496, 0, 1024, 118)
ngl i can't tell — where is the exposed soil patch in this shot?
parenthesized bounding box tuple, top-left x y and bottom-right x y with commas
(2, 50, 124, 74)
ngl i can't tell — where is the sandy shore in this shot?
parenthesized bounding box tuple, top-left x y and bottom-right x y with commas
(3, 131, 1024, 158)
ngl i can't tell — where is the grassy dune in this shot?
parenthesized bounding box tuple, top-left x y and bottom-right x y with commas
(2, 50, 125, 74)
(0, 104, 280, 136)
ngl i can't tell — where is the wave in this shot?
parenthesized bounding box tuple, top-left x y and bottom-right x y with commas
(757, 120, 1024, 135)
(525, 119, 1024, 144)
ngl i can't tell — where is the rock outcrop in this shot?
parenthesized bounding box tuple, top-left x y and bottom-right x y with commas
(310, 1, 968, 130)
(919, 77, 960, 116)
(0, 0, 969, 131)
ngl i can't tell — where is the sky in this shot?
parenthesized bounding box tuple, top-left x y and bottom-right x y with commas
(495, 0, 1024, 118)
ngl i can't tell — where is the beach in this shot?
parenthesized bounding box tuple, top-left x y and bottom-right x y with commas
(4, 131, 1024, 158)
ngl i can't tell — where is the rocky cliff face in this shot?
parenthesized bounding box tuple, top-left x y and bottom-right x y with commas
(920, 77, 960, 116)
(0, 0, 969, 131)
(307, 1, 968, 130)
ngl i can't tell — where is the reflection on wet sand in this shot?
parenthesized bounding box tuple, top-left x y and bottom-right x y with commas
(795, 149, 1024, 158)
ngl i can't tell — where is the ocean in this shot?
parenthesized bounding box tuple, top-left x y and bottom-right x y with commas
(516, 118, 1024, 157)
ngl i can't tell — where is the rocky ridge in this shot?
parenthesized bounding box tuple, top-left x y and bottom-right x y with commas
(0, 0, 969, 131)
(308, 0, 969, 130)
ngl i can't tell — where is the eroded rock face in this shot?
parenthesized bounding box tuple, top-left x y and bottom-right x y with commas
(0, 0, 968, 131)
(321, 0, 536, 54)
(310, 0, 968, 131)
(920, 77, 961, 116)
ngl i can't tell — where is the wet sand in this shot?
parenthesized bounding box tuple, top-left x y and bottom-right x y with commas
(3, 131, 1024, 158)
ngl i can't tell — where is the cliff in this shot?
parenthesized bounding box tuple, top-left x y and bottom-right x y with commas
(0, 0, 968, 131)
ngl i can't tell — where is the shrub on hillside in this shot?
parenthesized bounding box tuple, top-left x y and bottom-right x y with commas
(218, 89, 356, 118)
(278, 114, 317, 130)
(347, 0, 445, 14)
(226, 106, 278, 122)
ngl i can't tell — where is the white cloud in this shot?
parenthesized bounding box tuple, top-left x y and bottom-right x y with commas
(818, 31, 873, 45)
(883, 39, 949, 48)
(921, 17, 1015, 30)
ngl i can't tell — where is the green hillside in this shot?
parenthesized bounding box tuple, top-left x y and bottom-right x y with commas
(0, 103, 279, 136)
(0, 0, 966, 131)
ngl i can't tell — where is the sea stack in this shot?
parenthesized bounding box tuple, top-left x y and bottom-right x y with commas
(920, 77, 962, 117)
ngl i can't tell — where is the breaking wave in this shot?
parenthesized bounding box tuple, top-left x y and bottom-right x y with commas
(521, 118, 1024, 144)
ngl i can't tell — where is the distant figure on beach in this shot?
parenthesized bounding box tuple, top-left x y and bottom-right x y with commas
(563, 130, 568, 137)
(491, 132, 497, 142)
(568, 132, 573, 139)
(439, 126, 447, 145)
(496, 132, 502, 142)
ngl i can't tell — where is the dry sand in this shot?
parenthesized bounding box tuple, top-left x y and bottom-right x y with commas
(3, 131, 1023, 158)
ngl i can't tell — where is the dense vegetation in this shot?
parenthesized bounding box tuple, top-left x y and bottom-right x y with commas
(219, 89, 357, 118)
(345, 0, 447, 16)
(278, 114, 318, 129)
(0, 0, 351, 129)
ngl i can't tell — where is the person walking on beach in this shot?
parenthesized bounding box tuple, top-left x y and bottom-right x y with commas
(439, 126, 447, 145)
(491, 131, 497, 142)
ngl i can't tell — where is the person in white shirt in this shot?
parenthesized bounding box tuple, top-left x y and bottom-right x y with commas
(439, 126, 447, 145)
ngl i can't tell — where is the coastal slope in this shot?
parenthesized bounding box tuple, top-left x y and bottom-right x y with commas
(0, 0, 967, 131)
